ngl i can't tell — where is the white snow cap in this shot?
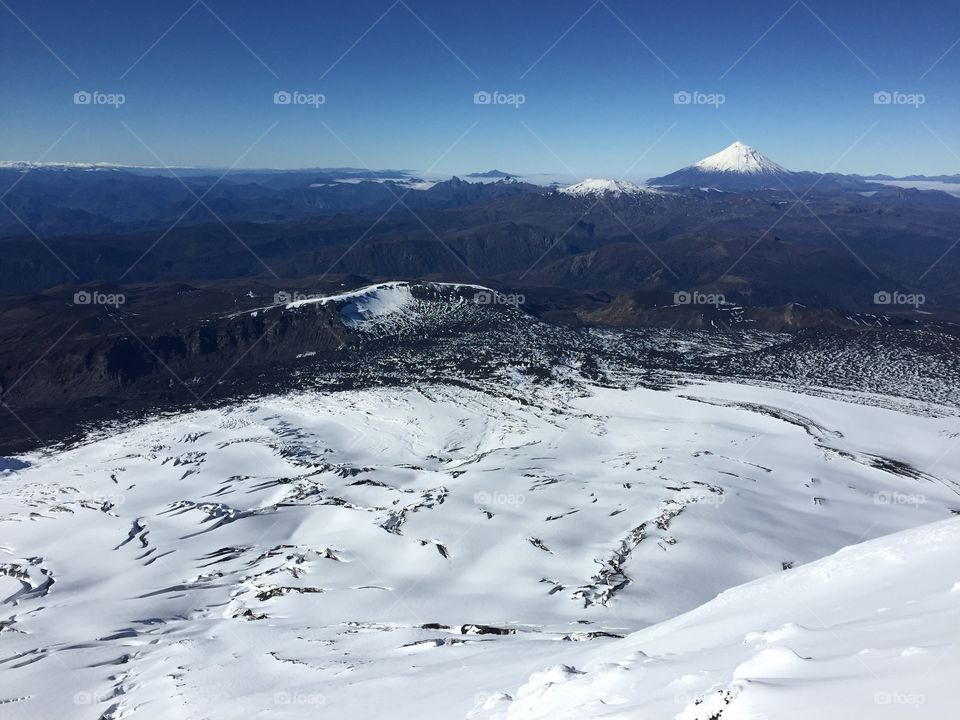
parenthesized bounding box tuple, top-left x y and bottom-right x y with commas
(559, 178, 660, 197)
(692, 141, 790, 175)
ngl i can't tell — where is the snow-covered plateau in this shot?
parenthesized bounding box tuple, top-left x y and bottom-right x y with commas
(2, 363, 959, 718)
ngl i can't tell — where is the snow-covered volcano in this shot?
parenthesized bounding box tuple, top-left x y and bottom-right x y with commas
(649, 141, 803, 190)
(559, 178, 661, 198)
(693, 140, 789, 175)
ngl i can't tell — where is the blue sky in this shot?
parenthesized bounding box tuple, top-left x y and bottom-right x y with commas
(1, 0, 958, 177)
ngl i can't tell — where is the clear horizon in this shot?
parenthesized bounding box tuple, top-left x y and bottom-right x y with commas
(1, 0, 959, 176)
(3, 135, 960, 182)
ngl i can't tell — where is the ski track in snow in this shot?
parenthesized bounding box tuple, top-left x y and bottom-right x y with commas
(1, 377, 959, 718)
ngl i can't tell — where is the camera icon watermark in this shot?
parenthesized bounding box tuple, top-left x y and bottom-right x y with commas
(673, 90, 725, 108)
(273, 90, 325, 108)
(73, 90, 125, 108)
(473, 90, 525, 108)
(873, 290, 925, 308)
(674, 290, 725, 307)
(73, 290, 125, 308)
(473, 290, 525, 307)
(873, 90, 925, 108)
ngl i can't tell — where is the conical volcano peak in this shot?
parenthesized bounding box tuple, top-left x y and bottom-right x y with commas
(692, 141, 790, 175)
(648, 141, 799, 189)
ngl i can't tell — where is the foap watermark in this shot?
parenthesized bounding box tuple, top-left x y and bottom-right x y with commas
(673, 90, 725, 108)
(273, 90, 325, 108)
(874, 491, 925, 508)
(474, 490, 525, 507)
(87, 492, 126, 507)
(674, 290, 725, 307)
(473, 289, 525, 307)
(74, 690, 115, 705)
(874, 690, 925, 708)
(274, 691, 326, 707)
(699, 492, 726, 508)
(74, 90, 125, 108)
(873, 90, 925, 108)
(873, 290, 925, 308)
(74, 290, 125, 308)
(473, 90, 525, 108)
(273, 291, 323, 304)
(273, 692, 327, 707)
(673, 691, 710, 707)
(473, 692, 510, 709)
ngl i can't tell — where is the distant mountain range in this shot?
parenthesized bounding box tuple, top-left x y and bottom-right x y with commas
(860, 173, 960, 182)
(0, 161, 421, 179)
(465, 169, 515, 179)
(2, 141, 960, 318)
(3, 150, 957, 188)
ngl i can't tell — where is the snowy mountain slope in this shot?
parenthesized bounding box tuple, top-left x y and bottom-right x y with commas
(649, 141, 805, 190)
(1, 375, 958, 718)
(469, 516, 960, 719)
(559, 179, 662, 198)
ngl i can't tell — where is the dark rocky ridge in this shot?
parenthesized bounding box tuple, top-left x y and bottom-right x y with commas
(2, 280, 958, 457)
